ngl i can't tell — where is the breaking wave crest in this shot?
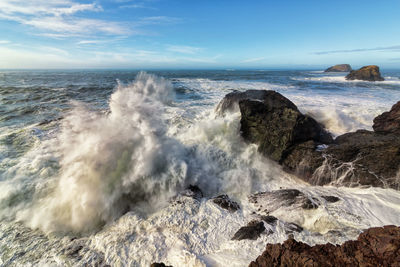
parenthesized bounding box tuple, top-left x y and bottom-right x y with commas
(17, 72, 190, 234)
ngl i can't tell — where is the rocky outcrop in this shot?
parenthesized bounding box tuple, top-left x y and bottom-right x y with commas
(373, 101, 400, 134)
(232, 220, 267, 241)
(345, 65, 384, 81)
(238, 91, 333, 162)
(324, 64, 352, 72)
(248, 189, 319, 214)
(284, 130, 400, 189)
(249, 225, 400, 267)
(223, 89, 400, 190)
(212, 194, 240, 212)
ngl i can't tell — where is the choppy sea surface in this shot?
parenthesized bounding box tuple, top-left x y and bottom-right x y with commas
(1, 69, 400, 266)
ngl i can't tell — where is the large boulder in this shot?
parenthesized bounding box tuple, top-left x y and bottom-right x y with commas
(222, 90, 400, 190)
(324, 64, 352, 72)
(373, 101, 400, 134)
(238, 90, 333, 162)
(249, 225, 400, 267)
(216, 89, 297, 115)
(345, 65, 384, 81)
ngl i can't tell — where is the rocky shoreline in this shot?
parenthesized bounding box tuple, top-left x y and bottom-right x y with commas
(249, 225, 400, 267)
(215, 89, 400, 267)
(218, 89, 400, 190)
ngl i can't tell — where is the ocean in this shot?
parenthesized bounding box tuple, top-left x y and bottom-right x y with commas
(1, 69, 400, 266)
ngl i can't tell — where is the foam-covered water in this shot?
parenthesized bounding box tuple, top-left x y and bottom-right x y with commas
(1, 69, 400, 266)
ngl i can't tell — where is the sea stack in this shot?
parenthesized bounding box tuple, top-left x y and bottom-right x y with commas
(324, 64, 352, 72)
(345, 65, 384, 81)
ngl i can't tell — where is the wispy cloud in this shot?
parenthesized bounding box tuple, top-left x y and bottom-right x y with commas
(166, 45, 203, 54)
(137, 16, 180, 25)
(119, 2, 156, 10)
(0, 40, 11, 44)
(0, 0, 129, 37)
(314, 45, 400, 55)
(0, 1, 102, 16)
(242, 57, 266, 63)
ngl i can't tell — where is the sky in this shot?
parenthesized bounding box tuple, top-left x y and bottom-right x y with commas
(1, 0, 400, 69)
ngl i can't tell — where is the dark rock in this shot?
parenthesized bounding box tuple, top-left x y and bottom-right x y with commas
(216, 90, 297, 114)
(324, 64, 352, 72)
(232, 220, 266, 241)
(220, 90, 400, 190)
(178, 185, 203, 200)
(249, 189, 319, 214)
(373, 101, 400, 134)
(238, 90, 332, 162)
(321, 195, 340, 203)
(260, 215, 278, 225)
(284, 130, 400, 189)
(249, 225, 400, 267)
(281, 140, 325, 179)
(150, 263, 172, 267)
(345, 65, 384, 81)
(315, 130, 400, 189)
(285, 223, 303, 233)
(212, 194, 240, 212)
(186, 185, 203, 199)
(301, 198, 319, 210)
(216, 89, 295, 115)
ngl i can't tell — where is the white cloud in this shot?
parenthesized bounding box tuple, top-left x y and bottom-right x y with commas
(242, 57, 266, 63)
(167, 45, 203, 54)
(25, 16, 130, 35)
(0, 0, 129, 37)
(0, 40, 11, 44)
(137, 16, 180, 25)
(0, 0, 101, 16)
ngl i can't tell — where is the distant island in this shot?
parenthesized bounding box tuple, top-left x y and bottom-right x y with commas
(324, 64, 352, 72)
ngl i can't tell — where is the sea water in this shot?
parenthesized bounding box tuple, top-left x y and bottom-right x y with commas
(1, 69, 400, 266)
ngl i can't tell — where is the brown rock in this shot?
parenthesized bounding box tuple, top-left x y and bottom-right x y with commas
(373, 101, 400, 134)
(324, 64, 352, 72)
(345, 65, 384, 81)
(249, 225, 400, 267)
(212, 194, 240, 212)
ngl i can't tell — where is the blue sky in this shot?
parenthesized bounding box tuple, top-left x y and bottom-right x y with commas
(1, 0, 400, 69)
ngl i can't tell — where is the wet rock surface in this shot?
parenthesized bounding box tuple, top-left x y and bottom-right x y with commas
(249, 189, 319, 214)
(232, 220, 267, 241)
(373, 101, 400, 134)
(284, 223, 303, 234)
(286, 130, 400, 189)
(238, 90, 332, 161)
(249, 225, 400, 267)
(226, 89, 400, 190)
(324, 64, 352, 72)
(216, 89, 297, 115)
(212, 194, 240, 212)
(260, 215, 278, 225)
(345, 65, 384, 81)
(321, 195, 340, 203)
(150, 263, 172, 267)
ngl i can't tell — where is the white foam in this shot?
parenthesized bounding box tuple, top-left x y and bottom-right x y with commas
(294, 75, 400, 85)
(2, 73, 400, 266)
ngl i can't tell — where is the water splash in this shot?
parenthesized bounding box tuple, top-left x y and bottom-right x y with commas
(17, 72, 189, 234)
